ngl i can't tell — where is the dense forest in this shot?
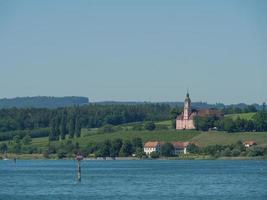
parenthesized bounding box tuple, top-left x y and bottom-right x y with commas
(0, 104, 172, 141)
(0, 96, 89, 108)
(0, 102, 266, 142)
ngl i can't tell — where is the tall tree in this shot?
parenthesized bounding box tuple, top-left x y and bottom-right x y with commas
(119, 140, 133, 157)
(75, 117, 81, 137)
(68, 117, 75, 138)
(60, 111, 67, 140)
(49, 119, 57, 141)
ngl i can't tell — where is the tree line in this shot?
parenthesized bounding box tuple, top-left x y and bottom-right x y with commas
(0, 104, 171, 141)
(194, 111, 267, 132)
(187, 142, 267, 157)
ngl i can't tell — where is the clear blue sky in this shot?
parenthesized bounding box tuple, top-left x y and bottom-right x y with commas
(0, 0, 266, 104)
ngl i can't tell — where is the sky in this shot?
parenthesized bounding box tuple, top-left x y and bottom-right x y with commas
(0, 0, 266, 104)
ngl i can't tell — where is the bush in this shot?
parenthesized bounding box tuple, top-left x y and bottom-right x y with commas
(231, 148, 241, 157)
(43, 149, 50, 158)
(150, 151, 160, 159)
(135, 147, 145, 159)
(144, 122, 156, 131)
(221, 147, 231, 157)
(57, 150, 67, 159)
(132, 124, 143, 131)
(248, 147, 265, 157)
(0, 143, 8, 153)
(21, 146, 38, 154)
(22, 135, 32, 145)
(187, 143, 201, 154)
(161, 143, 174, 157)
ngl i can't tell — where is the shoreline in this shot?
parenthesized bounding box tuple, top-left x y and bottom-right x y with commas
(1, 153, 267, 161)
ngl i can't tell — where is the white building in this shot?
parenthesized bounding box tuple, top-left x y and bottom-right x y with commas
(143, 141, 161, 155)
(144, 141, 191, 155)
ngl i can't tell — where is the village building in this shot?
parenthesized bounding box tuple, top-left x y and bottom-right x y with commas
(172, 142, 190, 154)
(144, 141, 191, 155)
(176, 92, 223, 130)
(143, 141, 162, 155)
(243, 141, 257, 147)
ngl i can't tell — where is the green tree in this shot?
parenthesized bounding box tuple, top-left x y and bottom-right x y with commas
(119, 140, 133, 157)
(248, 146, 265, 157)
(13, 135, 21, 144)
(231, 148, 241, 157)
(253, 111, 267, 131)
(187, 143, 200, 154)
(68, 117, 75, 138)
(110, 139, 123, 158)
(0, 143, 8, 153)
(96, 140, 111, 157)
(150, 151, 159, 158)
(22, 135, 32, 145)
(60, 111, 67, 140)
(49, 119, 57, 141)
(135, 147, 145, 159)
(132, 137, 143, 152)
(160, 143, 174, 157)
(223, 118, 237, 132)
(75, 117, 81, 137)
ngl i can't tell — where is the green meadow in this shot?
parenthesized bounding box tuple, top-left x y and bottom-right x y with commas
(225, 112, 256, 120)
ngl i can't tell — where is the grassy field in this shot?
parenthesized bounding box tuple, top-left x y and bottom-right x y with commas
(225, 112, 256, 120)
(27, 130, 200, 149)
(1, 117, 266, 151)
(16, 129, 267, 150)
(190, 131, 267, 147)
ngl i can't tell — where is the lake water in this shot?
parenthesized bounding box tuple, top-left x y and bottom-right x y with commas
(0, 160, 267, 200)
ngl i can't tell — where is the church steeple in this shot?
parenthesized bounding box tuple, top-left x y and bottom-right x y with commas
(183, 91, 191, 120)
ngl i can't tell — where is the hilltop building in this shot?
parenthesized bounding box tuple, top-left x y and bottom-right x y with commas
(176, 92, 196, 130)
(176, 92, 223, 130)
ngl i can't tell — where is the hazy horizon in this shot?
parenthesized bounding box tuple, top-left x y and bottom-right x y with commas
(0, 0, 266, 104)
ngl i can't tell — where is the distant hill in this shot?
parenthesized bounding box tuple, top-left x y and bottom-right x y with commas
(0, 96, 89, 108)
(95, 101, 263, 110)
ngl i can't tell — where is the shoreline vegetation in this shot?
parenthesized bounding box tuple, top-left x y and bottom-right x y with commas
(0, 104, 266, 161)
(1, 153, 267, 161)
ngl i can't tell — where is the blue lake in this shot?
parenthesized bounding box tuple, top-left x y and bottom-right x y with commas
(0, 160, 267, 200)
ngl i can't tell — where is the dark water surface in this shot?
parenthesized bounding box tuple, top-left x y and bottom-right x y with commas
(0, 160, 267, 200)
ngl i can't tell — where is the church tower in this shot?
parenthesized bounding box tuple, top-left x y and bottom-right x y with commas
(183, 92, 191, 120)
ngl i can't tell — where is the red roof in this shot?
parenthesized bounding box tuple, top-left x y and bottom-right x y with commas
(243, 141, 257, 145)
(172, 142, 190, 149)
(144, 141, 160, 148)
(144, 141, 191, 149)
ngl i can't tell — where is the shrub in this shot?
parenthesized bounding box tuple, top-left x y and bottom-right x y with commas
(150, 151, 159, 159)
(187, 143, 201, 154)
(248, 147, 265, 157)
(22, 135, 32, 145)
(231, 148, 241, 157)
(161, 143, 174, 157)
(144, 122, 156, 131)
(221, 147, 231, 157)
(43, 149, 50, 158)
(57, 150, 67, 159)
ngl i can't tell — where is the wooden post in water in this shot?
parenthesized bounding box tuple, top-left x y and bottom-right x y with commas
(76, 154, 83, 182)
